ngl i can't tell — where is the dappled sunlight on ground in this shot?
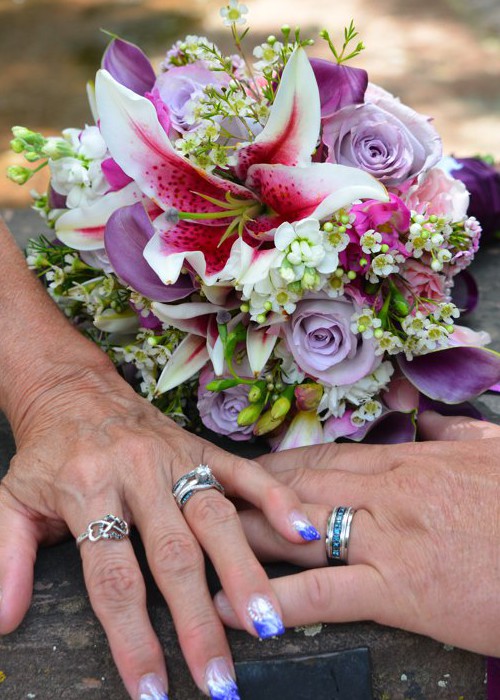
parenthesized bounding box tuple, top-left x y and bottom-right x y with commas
(0, 0, 498, 206)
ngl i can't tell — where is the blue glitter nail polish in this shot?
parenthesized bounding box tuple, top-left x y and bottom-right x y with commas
(247, 595, 285, 639)
(293, 518, 321, 541)
(206, 658, 241, 700)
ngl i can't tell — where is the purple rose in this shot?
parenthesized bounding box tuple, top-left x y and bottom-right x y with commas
(197, 365, 253, 441)
(449, 157, 500, 240)
(154, 62, 229, 132)
(282, 296, 380, 386)
(323, 84, 442, 186)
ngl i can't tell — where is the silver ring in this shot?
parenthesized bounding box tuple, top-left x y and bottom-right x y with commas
(76, 514, 129, 548)
(325, 506, 356, 565)
(172, 465, 224, 510)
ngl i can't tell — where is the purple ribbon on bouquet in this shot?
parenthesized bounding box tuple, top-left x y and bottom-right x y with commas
(488, 657, 500, 699)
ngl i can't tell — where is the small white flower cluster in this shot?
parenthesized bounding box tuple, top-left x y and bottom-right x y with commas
(113, 330, 174, 400)
(220, 0, 249, 27)
(368, 250, 405, 282)
(319, 362, 394, 419)
(48, 126, 109, 209)
(161, 35, 220, 69)
(351, 308, 382, 339)
(253, 37, 284, 73)
(405, 212, 453, 271)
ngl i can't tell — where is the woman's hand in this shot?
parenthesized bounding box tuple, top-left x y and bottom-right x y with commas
(215, 413, 500, 657)
(0, 356, 316, 699)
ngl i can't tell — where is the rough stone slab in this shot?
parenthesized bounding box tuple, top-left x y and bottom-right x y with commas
(0, 208, 496, 698)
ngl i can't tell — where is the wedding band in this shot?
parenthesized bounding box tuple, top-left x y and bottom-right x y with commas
(325, 506, 356, 565)
(76, 514, 129, 548)
(172, 464, 225, 510)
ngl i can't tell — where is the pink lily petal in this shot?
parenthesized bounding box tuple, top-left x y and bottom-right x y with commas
(55, 182, 145, 250)
(151, 301, 227, 336)
(95, 70, 254, 216)
(156, 333, 209, 394)
(246, 323, 278, 376)
(144, 215, 238, 285)
(276, 410, 324, 451)
(236, 48, 321, 180)
(246, 163, 388, 238)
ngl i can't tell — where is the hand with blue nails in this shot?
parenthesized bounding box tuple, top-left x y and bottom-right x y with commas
(216, 414, 500, 658)
(0, 217, 318, 700)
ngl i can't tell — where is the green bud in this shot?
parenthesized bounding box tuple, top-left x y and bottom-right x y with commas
(6, 165, 31, 185)
(294, 382, 323, 411)
(274, 381, 284, 392)
(248, 384, 263, 403)
(147, 336, 162, 346)
(24, 151, 41, 163)
(347, 271, 356, 280)
(359, 258, 368, 267)
(238, 402, 265, 427)
(266, 382, 275, 391)
(11, 126, 34, 140)
(264, 300, 273, 312)
(301, 267, 319, 290)
(334, 267, 344, 278)
(287, 281, 302, 295)
(253, 409, 285, 436)
(256, 313, 267, 324)
(340, 214, 350, 225)
(271, 396, 292, 419)
(446, 324, 454, 334)
(357, 324, 367, 333)
(205, 378, 241, 392)
(380, 243, 390, 253)
(374, 328, 384, 339)
(429, 215, 438, 223)
(392, 299, 410, 317)
(323, 221, 334, 232)
(421, 230, 430, 240)
(319, 29, 329, 39)
(337, 225, 346, 234)
(10, 138, 25, 154)
(240, 303, 250, 313)
(267, 34, 277, 44)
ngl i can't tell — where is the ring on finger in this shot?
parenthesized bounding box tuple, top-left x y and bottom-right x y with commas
(325, 506, 356, 565)
(76, 513, 129, 548)
(172, 464, 224, 510)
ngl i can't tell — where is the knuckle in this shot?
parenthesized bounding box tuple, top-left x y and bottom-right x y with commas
(180, 610, 218, 647)
(153, 530, 203, 578)
(304, 568, 333, 610)
(89, 560, 144, 610)
(188, 493, 237, 527)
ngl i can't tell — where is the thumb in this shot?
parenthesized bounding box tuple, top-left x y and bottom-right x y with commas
(418, 411, 500, 442)
(0, 487, 39, 634)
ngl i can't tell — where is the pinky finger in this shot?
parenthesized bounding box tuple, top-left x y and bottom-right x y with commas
(215, 564, 386, 629)
(0, 487, 39, 634)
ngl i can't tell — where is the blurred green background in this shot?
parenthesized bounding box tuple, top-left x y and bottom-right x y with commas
(0, 0, 499, 207)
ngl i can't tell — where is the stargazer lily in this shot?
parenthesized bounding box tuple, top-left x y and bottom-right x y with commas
(94, 48, 388, 287)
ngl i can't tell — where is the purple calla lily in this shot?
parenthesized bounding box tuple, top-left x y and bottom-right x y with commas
(418, 394, 483, 420)
(348, 409, 417, 444)
(451, 269, 479, 315)
(102, 38, 155, 96)
(104, 202, 194, 301)
(399, 345, 500, 404)
(310, 58, 368, 117)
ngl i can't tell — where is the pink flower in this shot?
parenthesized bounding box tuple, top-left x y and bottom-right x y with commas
(401, 259, 446, 303)
(351, 193, 411, 257)
(282, 296, 380, 386)
(404, 167, 469, 222)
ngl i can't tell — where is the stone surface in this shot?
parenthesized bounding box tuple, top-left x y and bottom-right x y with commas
(1, 207, 498, 699)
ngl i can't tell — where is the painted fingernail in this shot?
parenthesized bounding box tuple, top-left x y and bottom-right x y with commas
(138, 673, 169, 700)
(206, 657, 241, 700)
(247, 595, 285, 639)
(291, 512, 321, 541)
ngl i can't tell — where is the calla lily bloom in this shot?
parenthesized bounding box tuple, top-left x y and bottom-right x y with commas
(95, 48, 388, 287)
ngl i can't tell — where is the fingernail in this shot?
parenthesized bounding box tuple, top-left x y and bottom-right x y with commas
(290, 512, 321, 541)
(205, 657, 241, 700)
(247, 595, 285, 639)
(214, 591, 236, 618)
(138, 673, 169, 700)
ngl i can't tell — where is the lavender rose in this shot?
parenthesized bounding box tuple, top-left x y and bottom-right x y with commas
(197, 365, 253, 441)
(323, 84, 442, 187)
(282, 296, 380, 386)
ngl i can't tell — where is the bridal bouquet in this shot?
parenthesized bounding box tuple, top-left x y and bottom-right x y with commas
(8, 2, 500, 448)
